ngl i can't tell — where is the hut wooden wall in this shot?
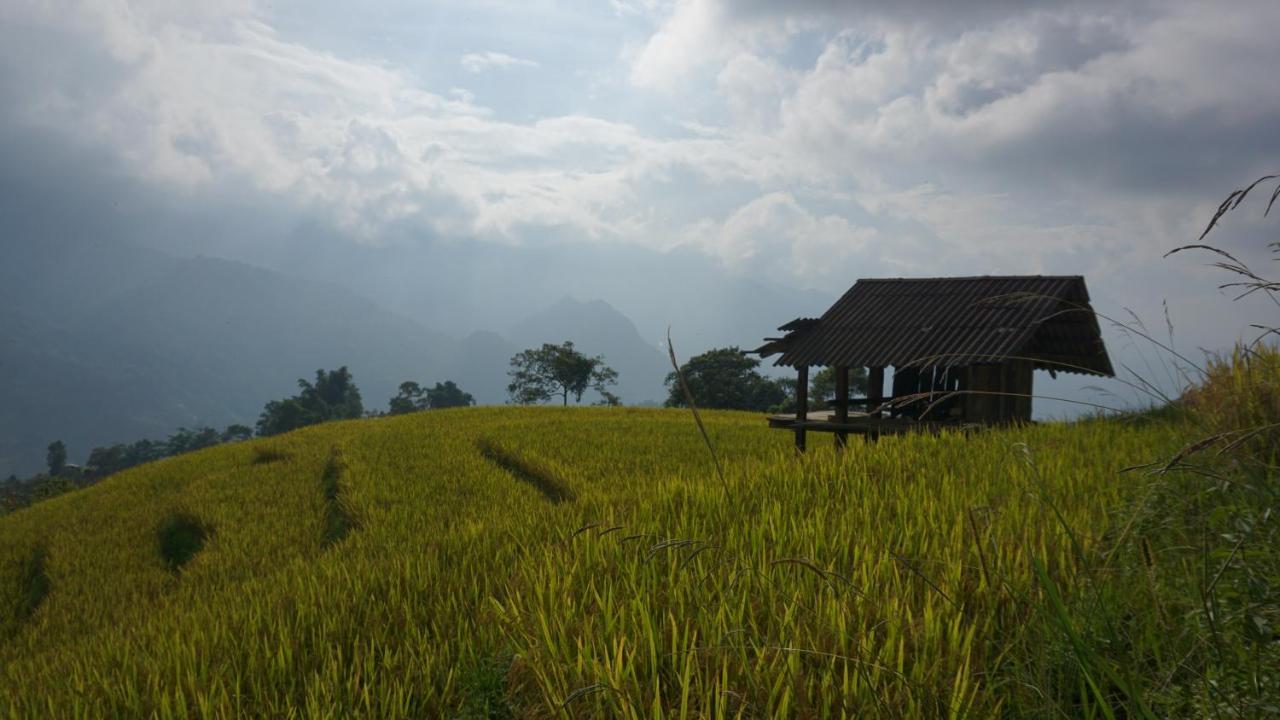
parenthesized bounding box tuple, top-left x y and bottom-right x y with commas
(962, 361, 1033, 424)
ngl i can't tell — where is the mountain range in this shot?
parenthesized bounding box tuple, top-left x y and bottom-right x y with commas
(1, 235, 824, 476)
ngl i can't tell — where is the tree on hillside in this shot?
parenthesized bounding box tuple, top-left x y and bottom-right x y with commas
(84, 439, 154, 479)
(30, 475, 77, 503)
(507, 341, 619, 406)
(388, 381, 428, 415)
(86, 440, 163, 478)
(299, 366, 364, 419)
(389, 380, 476, 413)
(257, 398, 314, 436)
(426, 381, 475, 409)
(664, 347, 787, 411)
(166, 427, 222, 455)
(46, 440, 67, 476)
(222, 425, 254, 443)
(257, 366, 364, 436)
(81, 427, 249, 482)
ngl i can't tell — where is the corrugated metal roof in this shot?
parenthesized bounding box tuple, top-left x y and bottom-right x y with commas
(758, 275, 1113, 376)
(778, 317, 819, 332)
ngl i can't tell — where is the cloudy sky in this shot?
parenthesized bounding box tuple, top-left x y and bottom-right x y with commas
(3, 0, 1278, 402)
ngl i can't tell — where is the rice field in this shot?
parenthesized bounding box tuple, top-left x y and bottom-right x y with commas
(0, 406, 1192, 717)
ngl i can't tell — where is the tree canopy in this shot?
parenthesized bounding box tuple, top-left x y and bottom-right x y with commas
(388, 381, 428, 415)
(388, 380, 475, 414)
(507, 341, 619, 406)
(664, 346, 787, 411)
(427, 381, 475, 409)
(46, 440, 67, 476)
(222, 425, 254, 443)
(257, 366, 364, 436)
(164, 427, 222, 455)
(808, 366, 868, 406)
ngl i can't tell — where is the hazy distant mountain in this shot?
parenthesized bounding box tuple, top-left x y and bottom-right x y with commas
(439, 298, 672, 406)
(0, 243, 452, 475)
(442, 331, 519, 406)
(505, 297, 670, 405)
(84, 255, 456, 412)
(235, 232, 830, 358)
(0, 236, 690, 474)
(1, 148, 829, 474)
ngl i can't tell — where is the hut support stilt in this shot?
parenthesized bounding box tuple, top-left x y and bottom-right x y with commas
(868, 366, 885, 418)
(794, 365, 808, 452)
(834, 365, 849, 449)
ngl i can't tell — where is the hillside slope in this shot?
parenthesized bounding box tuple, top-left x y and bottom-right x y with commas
(0, 408, 1189, 717)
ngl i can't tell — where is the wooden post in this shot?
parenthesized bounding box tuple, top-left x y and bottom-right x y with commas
(867, 366, 885, 418)
(1012, 360, 1033, 423)
(795, 365, 809, 453)
(834, 365, 849, 449)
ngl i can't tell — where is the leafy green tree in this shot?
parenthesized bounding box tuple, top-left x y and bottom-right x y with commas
(86, 444, 127, 477)
(593, 389, 622, 407)
(166, 427, 221, 455)
(507, 341, 619, 406)
(390, 379, 475, 413)
(298, 366, 364, 420)
(1, 475, 20, 515)
(257, 367, 364, 436)
(808, 366, 868, 408)
(426, 381, 475, 409)
(86, 439, 161, 478)
(46, 440, 67, 476)
(30, 475, 77, 503)
(124, 439, 165, 467)
(256, 398, 315, 436)
(664, 346, 787, 411)
(388, 381, 428, 415)
(222, 425, 254, 443)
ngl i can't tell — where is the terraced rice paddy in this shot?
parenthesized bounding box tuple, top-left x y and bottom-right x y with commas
(0, 407, 1191, 717)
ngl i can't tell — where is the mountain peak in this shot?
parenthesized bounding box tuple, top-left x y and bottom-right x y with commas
(503, 297, 667, 405)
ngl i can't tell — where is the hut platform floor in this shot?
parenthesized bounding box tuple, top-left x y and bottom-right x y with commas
(766, 413, 971, 436)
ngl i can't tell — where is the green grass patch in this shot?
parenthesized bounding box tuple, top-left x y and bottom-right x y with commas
(157, 512, 210, 573)
(456, 654, 517, 720)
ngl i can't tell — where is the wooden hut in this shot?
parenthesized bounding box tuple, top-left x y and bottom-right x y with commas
(750, 275, 1114, 449)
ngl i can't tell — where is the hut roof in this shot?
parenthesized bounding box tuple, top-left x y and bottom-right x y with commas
(752, 275, 1114, 376)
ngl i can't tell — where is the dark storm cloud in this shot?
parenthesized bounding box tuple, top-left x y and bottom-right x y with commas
(731, 0, 1280, 210)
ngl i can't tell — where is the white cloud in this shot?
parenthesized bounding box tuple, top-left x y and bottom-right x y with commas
(629, 0, 725, 89)
(628, 0, 803, 91)
(679, 192, 875, 282)
(2, 0, 1279, 320)
(772, 2, 1280, 195)
(0, 1, 793, 246)
(459, 51, 539, 74)
(716, 52, 796, 129)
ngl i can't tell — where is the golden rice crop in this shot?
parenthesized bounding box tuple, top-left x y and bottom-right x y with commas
(0, 407, 1190, 717)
